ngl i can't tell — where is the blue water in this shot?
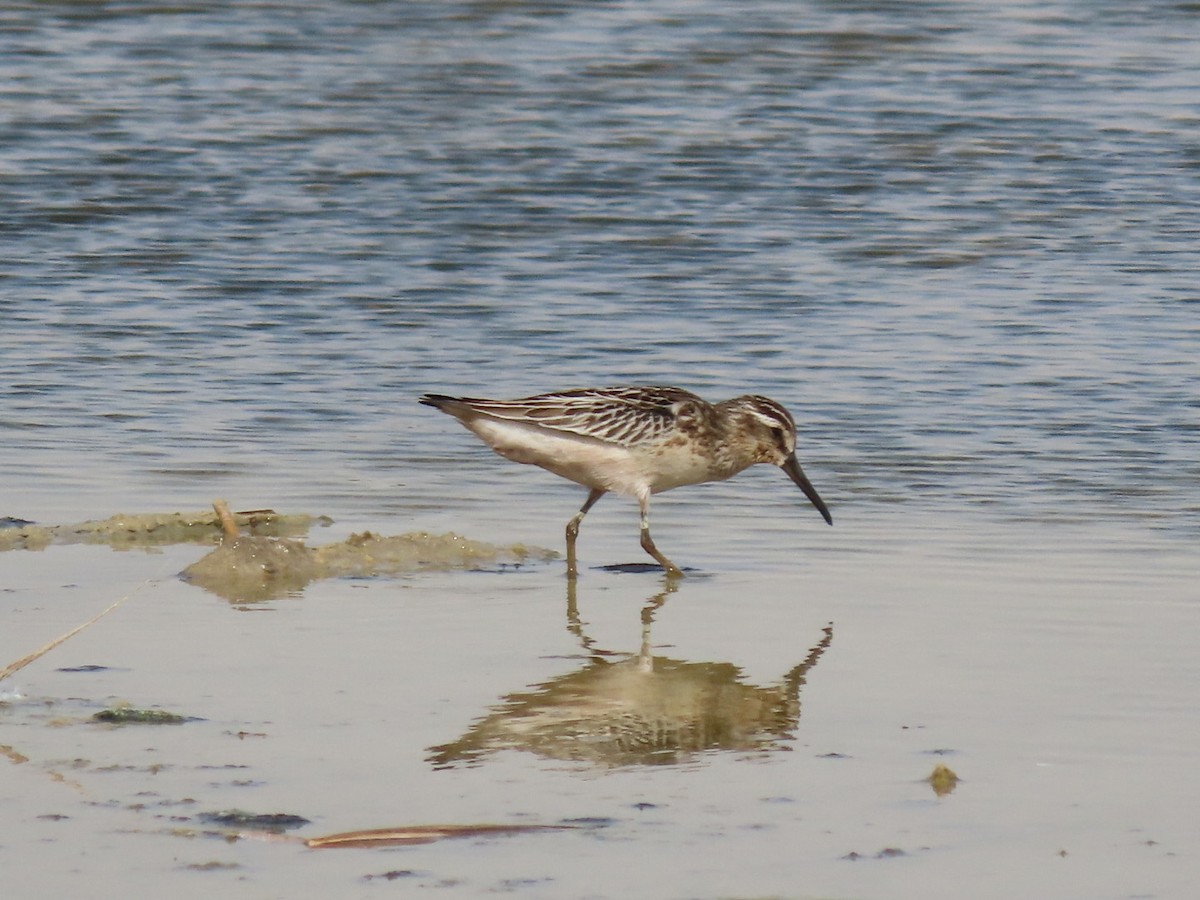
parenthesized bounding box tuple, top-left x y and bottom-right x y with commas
(2, 0, 1198, 539)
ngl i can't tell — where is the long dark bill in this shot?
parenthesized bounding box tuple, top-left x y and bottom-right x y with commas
(781, 454, 833, 525)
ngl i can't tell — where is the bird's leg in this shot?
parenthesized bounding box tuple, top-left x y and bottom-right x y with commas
(637, 495, 683, 578)
(565, 488, 605, 578)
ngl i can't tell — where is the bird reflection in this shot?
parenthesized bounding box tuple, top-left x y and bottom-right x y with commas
(427, 582, 832, 769)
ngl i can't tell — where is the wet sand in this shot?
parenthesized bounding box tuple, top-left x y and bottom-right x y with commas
(2, 512, 1196, 899)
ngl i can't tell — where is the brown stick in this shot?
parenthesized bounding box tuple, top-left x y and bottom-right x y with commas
(213, 499, 240, 540)
(302, 823, 574, 849)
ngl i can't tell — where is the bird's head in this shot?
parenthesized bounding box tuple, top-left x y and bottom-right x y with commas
(728, 395, 833, 526)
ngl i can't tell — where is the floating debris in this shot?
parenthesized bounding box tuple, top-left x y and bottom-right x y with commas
(927, 762, 960, 796)
(0, 507, 325, 552)
(93, 707, 197, 725)
(199, 810, 311, 833)
(302, 823, 576, 849)
(362, 870, 421, 881)
(184, 861, 240, 872)
(1, 745, 30, 765)
(843, 847, 909, 861)
(185, 820, 580, 849)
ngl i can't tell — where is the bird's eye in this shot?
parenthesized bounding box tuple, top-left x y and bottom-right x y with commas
(770, 427, 786, 444)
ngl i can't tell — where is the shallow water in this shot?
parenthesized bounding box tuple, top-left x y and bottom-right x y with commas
(2, 1, 1199, 898)
(3, 520, 1196, 899)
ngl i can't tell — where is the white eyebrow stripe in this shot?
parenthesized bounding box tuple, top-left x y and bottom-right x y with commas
(744, 401, 794, 431)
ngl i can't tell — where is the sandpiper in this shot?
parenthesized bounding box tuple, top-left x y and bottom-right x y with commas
(419, 386, 832, 577)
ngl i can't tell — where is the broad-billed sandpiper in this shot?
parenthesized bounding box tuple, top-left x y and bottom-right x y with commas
(419, 386, 832, 577)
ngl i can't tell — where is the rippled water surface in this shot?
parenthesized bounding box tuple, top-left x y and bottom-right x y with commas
(2, 2, 1198, 898)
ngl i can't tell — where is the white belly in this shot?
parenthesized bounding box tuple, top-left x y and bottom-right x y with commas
(635, 443, 739, 493)
(467, 418, 650, 496)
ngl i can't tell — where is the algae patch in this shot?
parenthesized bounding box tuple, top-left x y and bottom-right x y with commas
(0, 509, 324, 552)
(93, 707, 196, 725)
(181, 531, 556, 601)
(927, 763, 960, 796)
(0, 502, 554, 602)
(199, 810, 311, 832)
